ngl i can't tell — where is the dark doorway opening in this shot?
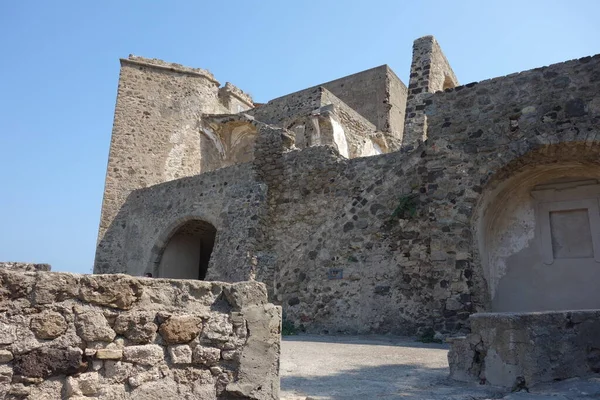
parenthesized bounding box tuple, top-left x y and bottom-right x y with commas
(157, 220, 217, 280)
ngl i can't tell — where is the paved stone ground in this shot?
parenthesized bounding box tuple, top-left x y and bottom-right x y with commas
(280, 335, 600, 400)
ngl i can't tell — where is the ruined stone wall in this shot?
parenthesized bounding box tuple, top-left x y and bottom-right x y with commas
(448, 311, 600, 388)
(318, 89, 384, 157)
(98, 42, 600, 337)
(97, 56, 230, 246)
(320, 65, 406, 139)
(95, 162, 266, 283)
(218, 83, 254, 114)
(386, 67, 408, 149)
(403, 36, 458, 150)
(247, 87, 323, 128)
(249, 66, 407, 150)
(0, 268, 280, 399)
(253, 52, 600, 335)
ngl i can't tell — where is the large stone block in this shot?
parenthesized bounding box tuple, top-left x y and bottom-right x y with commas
(30, 311, 68, 339)
(449, 310, 600, 388)
(113, 311, 157, 344)
(13, 348, 85, 378)
(78, 274, 143, 309)
(158, 315, 203, 344)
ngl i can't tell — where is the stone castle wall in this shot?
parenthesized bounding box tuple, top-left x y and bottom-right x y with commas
(0, 268, 280, 399)
(94, 37, 600, 337)
(95, 162, 266, 282)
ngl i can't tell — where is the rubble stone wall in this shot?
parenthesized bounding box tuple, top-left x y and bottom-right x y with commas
(0, 268, 281, 399)
(448, 311, 600, 388)
(95, 162, 267, 283)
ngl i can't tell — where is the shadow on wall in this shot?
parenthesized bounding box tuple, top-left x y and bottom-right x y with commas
(473, 143, 600, 313)
(154, 219, 217, 280)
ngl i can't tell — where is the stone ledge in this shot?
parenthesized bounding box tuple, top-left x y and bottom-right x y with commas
(448, 310, 600, 388)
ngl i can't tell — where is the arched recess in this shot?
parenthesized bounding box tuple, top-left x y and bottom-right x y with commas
(152, 219, 217, 280)
(474, 143, 600, 312)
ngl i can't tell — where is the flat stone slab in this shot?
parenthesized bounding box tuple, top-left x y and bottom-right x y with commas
(280, 335, 600, 400)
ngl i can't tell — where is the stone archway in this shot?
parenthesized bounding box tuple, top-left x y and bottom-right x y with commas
(155, 219, 217, 280)
(474, 145, 600, 312)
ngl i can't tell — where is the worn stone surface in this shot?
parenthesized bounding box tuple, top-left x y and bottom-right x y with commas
(113, 311, 157, 344)
(168, 345, 192, 364)
(448, 310, 600, 388)
(30, 311, 68, 339)
(0, 269, 280, 399)
(93, 34, 600, 341)
(158, 315, 203, 344)
(13, 348, 85, 379)
(75, 310, 116, 342)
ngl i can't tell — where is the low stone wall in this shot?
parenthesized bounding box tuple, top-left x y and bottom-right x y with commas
(0, 269, 281, 399)
(448, 311, 600, 388)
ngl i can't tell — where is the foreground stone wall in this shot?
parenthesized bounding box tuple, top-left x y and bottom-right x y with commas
(0, 269, 280, 399)
(448, 311, 600, 388)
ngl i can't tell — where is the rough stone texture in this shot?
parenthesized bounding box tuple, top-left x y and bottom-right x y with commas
(403, 35, 458, 149)
(95, 35, 600, 339)
(113, 311, 157, 344)
(30, 311, 68, 340)
(0, 269, 281, 399)
(0, 262, 51, 272)
(158, 315, 203, 344)
(448, 311, 600, 388)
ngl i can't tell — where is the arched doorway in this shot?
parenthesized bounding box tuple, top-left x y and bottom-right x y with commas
(157, 220, 217, 280)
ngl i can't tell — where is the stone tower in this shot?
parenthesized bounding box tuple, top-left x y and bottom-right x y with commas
(96, 56, 252, 247)
(403, 35, 458, 149)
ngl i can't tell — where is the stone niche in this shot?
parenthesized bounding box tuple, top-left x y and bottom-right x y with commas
(476, 164, 600, 312)
(0, 268, 281, 399)
(200, 114, 259, 173)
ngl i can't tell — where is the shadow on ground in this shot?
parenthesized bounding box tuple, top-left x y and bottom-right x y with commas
(280, 335, 504, 400)
(282, 363, 505, 400)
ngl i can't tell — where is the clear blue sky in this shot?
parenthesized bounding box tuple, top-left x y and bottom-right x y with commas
(1, 1, 599, 274)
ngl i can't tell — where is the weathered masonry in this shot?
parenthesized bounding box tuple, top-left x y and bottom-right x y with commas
(0, 264, 281, 399)
(95, 35, 600, 337)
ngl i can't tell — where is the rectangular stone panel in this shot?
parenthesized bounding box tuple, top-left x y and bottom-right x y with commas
(550, 208, 594, 259)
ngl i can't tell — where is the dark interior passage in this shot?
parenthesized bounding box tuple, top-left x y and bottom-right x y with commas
(158, 220, 217, 280)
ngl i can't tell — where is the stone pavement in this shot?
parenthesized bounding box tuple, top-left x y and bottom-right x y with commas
(279, 335, 600, 400)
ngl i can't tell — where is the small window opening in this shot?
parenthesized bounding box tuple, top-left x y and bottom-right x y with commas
(442, 75, 456, 91)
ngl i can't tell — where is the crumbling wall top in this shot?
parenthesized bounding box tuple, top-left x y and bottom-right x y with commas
(221, 82, 254, 108)
(122, 55, 219, 84)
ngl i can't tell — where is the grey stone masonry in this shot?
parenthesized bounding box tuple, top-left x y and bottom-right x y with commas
(448, 310, 600, 388)
(0, 268, 281, 399)
(95, 35, 600, 338)
(403, 35, 458, 149)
